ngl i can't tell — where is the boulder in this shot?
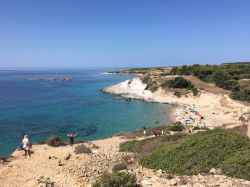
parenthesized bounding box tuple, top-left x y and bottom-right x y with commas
(141, 179, 153, 186)
(168, 179, 177, 186)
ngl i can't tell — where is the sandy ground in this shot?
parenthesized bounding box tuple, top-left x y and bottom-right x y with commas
(104, 77, 250, 130)
(0, 145, 86, 187)
(0, 137, 125, 187)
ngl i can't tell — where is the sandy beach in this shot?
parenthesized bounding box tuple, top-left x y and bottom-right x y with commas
(103, 77, 250, 131)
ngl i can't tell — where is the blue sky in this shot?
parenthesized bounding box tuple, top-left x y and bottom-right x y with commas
(0, 0, 250, 68)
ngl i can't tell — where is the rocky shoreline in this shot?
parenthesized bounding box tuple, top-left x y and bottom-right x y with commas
(103, 77, 250, 130)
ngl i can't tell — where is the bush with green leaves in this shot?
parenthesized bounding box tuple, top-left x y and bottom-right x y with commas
(223, 80, 240, 91)
(145, 80, 159, 93)
(220, 149, 250, 180)
(140, 129, 250, 179)
(168, 63, 250, 102)
(212, 71, 232, 88)
(119, 134, 185, 155)
(191, 87, 199, 96)
(92, 172, 137, 187)
(173, 91, 181, 98)
(141, 74, 159, 93)
(141, 74, 151, 84)
(168, 123, 184, 131)
(46, 135, 65, 147)
(161, 77, 194, 90)
(230, 89, 250, 102)
(112, 163, 127, 172)
(74, 144, 91, 154)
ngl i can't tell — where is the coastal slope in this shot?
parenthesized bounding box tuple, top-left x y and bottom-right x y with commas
(104, 77, 250, 129)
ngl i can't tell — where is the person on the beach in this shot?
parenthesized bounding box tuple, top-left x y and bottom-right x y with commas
(153, 130, 157, 137)
(143, 127, 147, 136)
(22, 135, 31, 159)
(157, 130, 161, 136)
(188, 128, 192, 134)
(67, 132, 77, 145)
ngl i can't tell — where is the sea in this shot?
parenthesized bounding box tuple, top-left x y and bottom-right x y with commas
(0, 69, 171, 156)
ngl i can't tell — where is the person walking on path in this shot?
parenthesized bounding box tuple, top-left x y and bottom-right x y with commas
(22, 135, 31, 159)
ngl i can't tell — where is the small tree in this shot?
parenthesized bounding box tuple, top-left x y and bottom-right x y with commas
(192, 87, 199, 96)
(224, 80, 240, 91)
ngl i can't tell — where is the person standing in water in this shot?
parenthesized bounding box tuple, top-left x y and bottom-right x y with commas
(22, 135, 31, 159)
(67, 132, 77, 145)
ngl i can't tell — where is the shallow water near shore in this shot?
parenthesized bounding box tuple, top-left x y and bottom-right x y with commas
(0, 69, 171, 156)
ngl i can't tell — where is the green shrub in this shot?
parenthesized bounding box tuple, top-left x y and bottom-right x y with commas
(145, 81, 158, 93)
(191, 87, 199, 96)
(92, 172, 137, 187)
(46, 135, 65, 147)
(220, 149, 250, 180)
(141, 74, 151, 84)
(167, 63, 250, 103)
(223, 80, 240, 91)
(230, 89, 250, 102)
(212, 71, 232, 88)
(140, 129, 250, 177)
(173, 91, 181, 98)
(119, 134, 185, 155)
(119, 140, 139, 152)
(149, 85, 159, 92)
(112, 163, 127, 172)
(74, 144, 92, 154)
(161, 77, 194, 89)
(192, 126, 209, 131)
(169, 123, 184, 131)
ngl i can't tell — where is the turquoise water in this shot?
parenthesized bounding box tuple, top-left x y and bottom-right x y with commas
(0, 69, 170, 156)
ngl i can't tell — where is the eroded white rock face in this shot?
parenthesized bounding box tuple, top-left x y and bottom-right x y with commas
(104, 77, 153, 100)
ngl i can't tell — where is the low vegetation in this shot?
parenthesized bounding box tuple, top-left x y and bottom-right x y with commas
(112, 163, 127, 172)
(46, 135, 65, 147)
(161, 77, 194, 89)
(170, 63, 250, 102)
(230, 89, 250, 102)
(161, 77, 199, 96)
(168, 123, 184, 131)
(92, 172, 137, 187)
(119, 134, 186, 155)
(139, 129, 250, 180)
(220, 149, 250, 180)
(141, 74, 159, 93)
(74, 144, 92, 154)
